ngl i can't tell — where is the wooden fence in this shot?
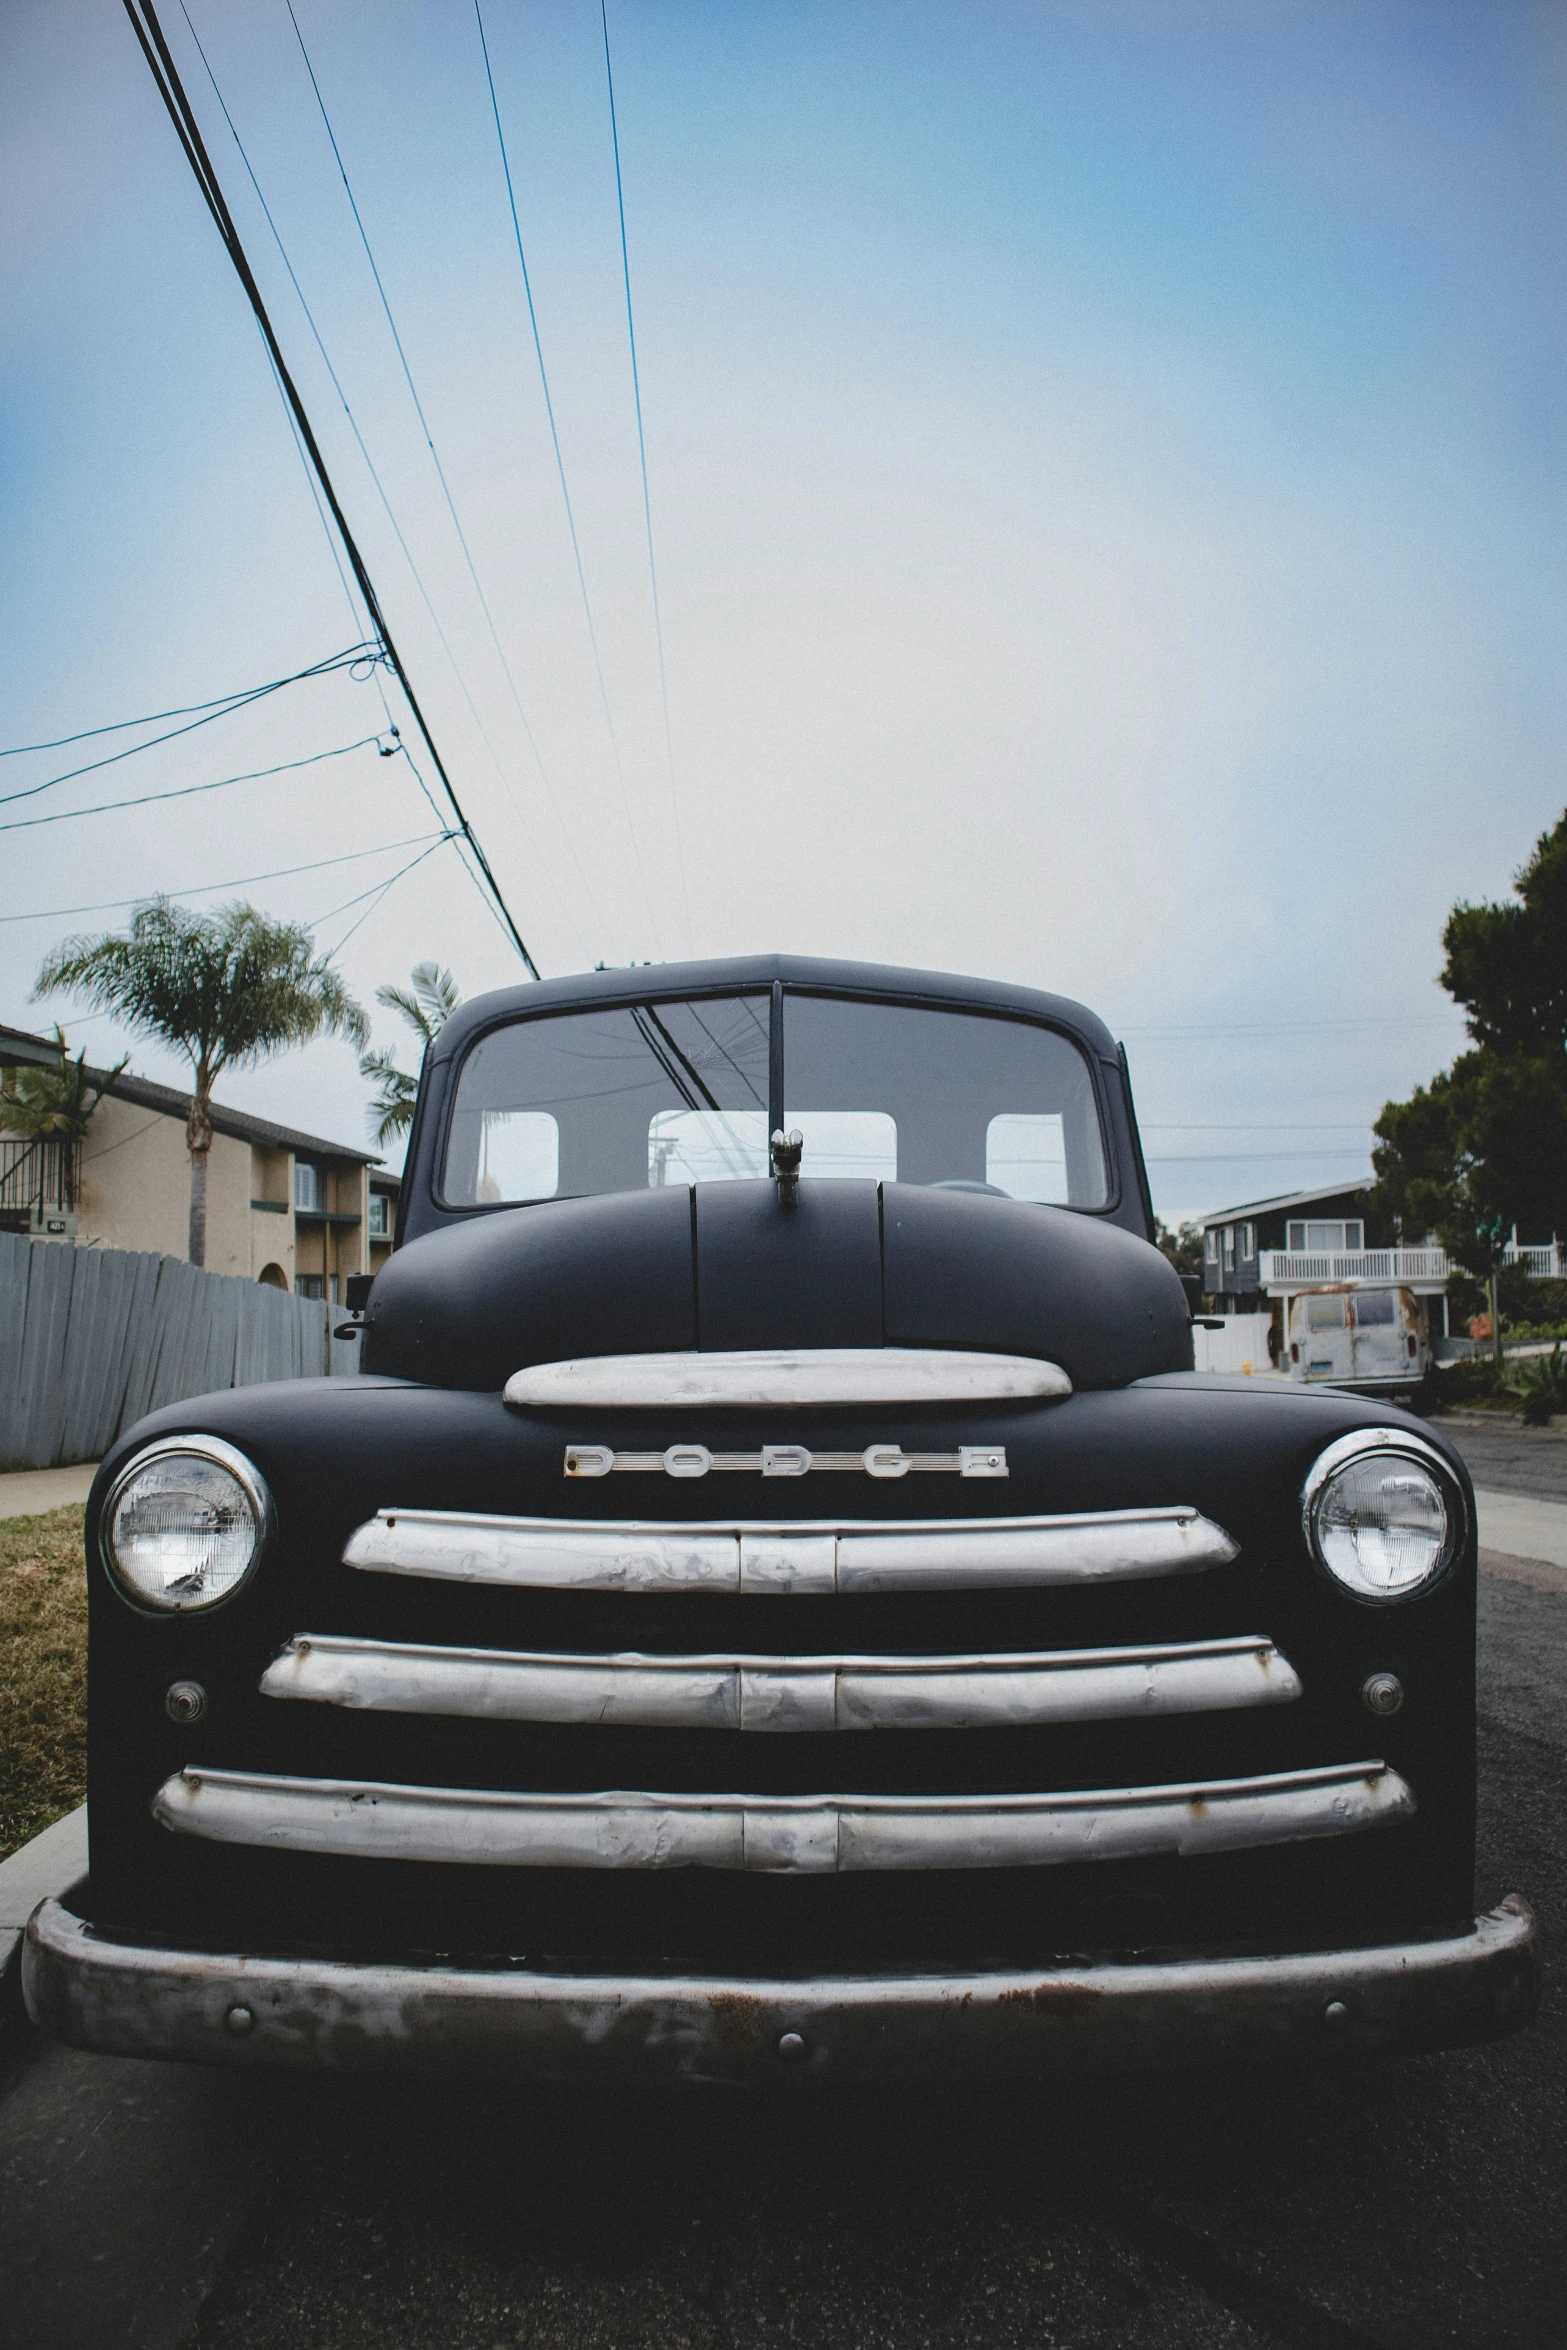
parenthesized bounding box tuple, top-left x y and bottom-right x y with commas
(0, 1232, 359, 1472)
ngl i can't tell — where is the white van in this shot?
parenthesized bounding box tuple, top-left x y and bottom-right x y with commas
(1286, 1285, 1428, 1394)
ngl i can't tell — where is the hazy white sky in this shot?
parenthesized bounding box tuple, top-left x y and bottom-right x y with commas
(4, 0, 1565, 1218)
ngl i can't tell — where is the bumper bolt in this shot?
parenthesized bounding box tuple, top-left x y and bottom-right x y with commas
(1323, 2000, 1349, 2030)
(165, 1680, 207, 1726)
(1362, 1673, 1404, 1718)
(225, 2004, 255, 2037)
(777, 2030, 806, 2064)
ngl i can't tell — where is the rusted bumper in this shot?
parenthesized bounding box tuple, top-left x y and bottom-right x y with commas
(24, 1893, 1538, 2083)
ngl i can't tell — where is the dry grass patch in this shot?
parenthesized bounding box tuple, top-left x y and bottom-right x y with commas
(0, 1505, 86, 1862)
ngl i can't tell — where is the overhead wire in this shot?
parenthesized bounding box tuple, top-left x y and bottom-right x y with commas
(0, 644, 378, 805)
(1144, 1150, 1377, 1165)
(0, 736, 385, 835)
(0, 831, 451, 924)
(473, 0, 658, 954)
(386, 733, 522, 956)
(0, 642, 376, 758)
(317, 833, 455, 958)
(121, 0, 540, 975)
(175, 4, 590, 954)
(601, 0, 692, 952)
(279, 0, 620, 950)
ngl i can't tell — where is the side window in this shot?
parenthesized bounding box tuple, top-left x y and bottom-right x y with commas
(985, 1113, 1067, 1203)
(1287, 1221, 1305, 1250)
(475, 1111, 560, 1204)
(1345, 1221, 1364, 1251)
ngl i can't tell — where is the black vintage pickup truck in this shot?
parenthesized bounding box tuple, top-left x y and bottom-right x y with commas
(25, 956, 1538, 2081)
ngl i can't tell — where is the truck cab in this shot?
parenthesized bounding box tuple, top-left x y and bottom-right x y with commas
(24, 956, 1537, 2082)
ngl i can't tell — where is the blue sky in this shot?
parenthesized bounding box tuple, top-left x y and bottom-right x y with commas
(4, 0, 1565, 1217)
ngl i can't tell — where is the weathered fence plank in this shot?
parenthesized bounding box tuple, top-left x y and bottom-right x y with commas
(0, 1233, 359, 1471)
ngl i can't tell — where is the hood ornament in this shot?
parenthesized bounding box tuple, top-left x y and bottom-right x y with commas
(770, 1126, 803, 1208)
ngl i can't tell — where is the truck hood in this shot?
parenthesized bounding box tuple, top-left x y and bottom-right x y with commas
(359, 1180, 1193, 1393)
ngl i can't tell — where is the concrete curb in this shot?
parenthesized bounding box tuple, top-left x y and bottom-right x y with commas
(1, 1807, 87, 2026)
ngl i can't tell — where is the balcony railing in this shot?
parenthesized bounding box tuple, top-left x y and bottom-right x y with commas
(1258, 1242, 1565, 1289)
(0, 1136, 81, 1218)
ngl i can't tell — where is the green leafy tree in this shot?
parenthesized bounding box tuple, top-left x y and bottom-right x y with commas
(1440, 811, 1567, 1058)
(359, 963, 460, 1148)
(1154, 1218, 1204, 1281)
(1374, 816, 1567, 1371)
(0, 1027, 125, 1141)
(35, 900, 368, 1268)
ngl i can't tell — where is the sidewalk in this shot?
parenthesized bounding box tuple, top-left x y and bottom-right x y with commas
(1474, 1488, 1567, 1572)
(0, 1807, 87, 2002)
(0, 1465, 96, 1521)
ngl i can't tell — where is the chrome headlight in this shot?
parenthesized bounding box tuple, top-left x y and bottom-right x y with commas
(1301, 1430, 1463, 1603)
(101, 1437, 272, 1613)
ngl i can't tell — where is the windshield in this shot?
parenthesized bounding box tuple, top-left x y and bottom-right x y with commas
(441, 990, 1110, 1209)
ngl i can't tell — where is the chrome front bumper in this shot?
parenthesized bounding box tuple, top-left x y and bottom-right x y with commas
(24, 1893, 1538, 2084)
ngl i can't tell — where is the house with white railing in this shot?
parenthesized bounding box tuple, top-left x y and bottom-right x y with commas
(1199, 1180, 1562, 1327)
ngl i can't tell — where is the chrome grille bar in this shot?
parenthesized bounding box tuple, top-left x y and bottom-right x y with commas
(152, 1762, 1412, 1873)
(260, 1633, 1301, 1731)
(342, 1507, 1239, 1593)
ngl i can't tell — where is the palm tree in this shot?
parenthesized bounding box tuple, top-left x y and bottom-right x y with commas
(35, 900, 368, 1267)
(359, 962, 460, 1148)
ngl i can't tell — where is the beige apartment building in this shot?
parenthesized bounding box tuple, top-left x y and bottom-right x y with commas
(1, 1028, 398, 1297)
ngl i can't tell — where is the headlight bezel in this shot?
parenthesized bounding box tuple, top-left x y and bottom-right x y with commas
(99, 1434, 274, 1616)
(1301, 1427, 1466, 1606)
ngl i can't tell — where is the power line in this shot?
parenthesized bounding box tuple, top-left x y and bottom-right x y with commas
(0, 658, 378, 813)
(281, 0, 592, 922)
(1120, 1016, 1462, 1039)
(0, 736, 384, 835)
(387, 734, 521, 956)
(0, 831, 450, 924)
(121, 0, 539, 975)
(0, 641, 376, 759)
(474, 0, 654, 949)
(601, 0, 691, 951)
(318, 834, 454, 958)
(1140, 1121, 1379, 1132)
(175, 5, 584, 949)
(1143, 1150, 1376, 1166)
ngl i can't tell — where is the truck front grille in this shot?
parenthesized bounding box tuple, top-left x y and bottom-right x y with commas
(152, 1760, 1409, 1873)
(342, 1505, 1239, 1592)
(259, 1631, 1300, 1732)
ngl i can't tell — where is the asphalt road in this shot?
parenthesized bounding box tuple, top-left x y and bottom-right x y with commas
(3, 1421, 1562, 2350)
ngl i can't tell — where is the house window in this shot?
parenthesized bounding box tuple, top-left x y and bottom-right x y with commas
(1204, 1228, 1219, 1266)
(294, 1161, 322, 1212)
(1240, 1223, 1255, 1260)
(1288, 1219, 1364, 1253)
(1223, 1226, 1236, 1270)
(295, 1273, 325, 1300)
(368, 1193, 391, 1238)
